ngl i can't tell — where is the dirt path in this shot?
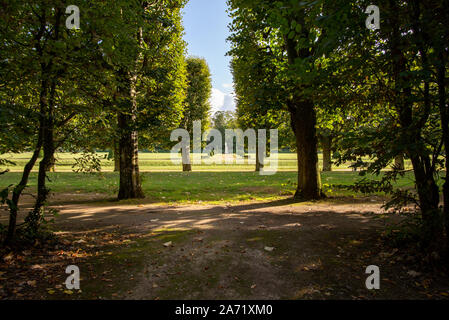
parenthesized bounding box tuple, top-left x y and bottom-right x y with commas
(1, 195, 449, 299)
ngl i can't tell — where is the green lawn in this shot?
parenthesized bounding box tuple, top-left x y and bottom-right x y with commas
(0, 170, 418, 204)
(0, 152, 420, 204)
(0, 152, 413, 172)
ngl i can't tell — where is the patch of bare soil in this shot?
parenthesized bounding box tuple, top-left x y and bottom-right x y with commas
(1, 194, 449, 300)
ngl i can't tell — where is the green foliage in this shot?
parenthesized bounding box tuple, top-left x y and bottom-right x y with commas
(211, 111, 238, 151)
(182, 57, 212, 133)
(228, 0, 294, 148)
(72, 152, 105, 175)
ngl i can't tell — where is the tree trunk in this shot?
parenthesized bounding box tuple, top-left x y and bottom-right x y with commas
(436, 48, 449, 250)
(394, 154, 405, 170)
(284, 28, 323, 200)
(114, 141, 120, 172)
(5, 122, 43, 244)
(322, 136, 332, 172)
(117, 70, 144, 200)
(409, 154, 440, 235)
(255, 144, 264, 172)
(29, 121, 53, 232)
(182, 144, 192, 172)
(23, 7, 63, 236)
(45, 154, 56, 172)
(289, 99, 323, 200)
(27, 80, 56, 233)
(388, 0, 441, 242)
(117, 112, 144, 199)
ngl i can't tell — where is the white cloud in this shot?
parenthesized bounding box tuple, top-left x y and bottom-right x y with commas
(222, 94, 236, 111)
(210, 88, 236, 114)
(222, 83, 234, 89)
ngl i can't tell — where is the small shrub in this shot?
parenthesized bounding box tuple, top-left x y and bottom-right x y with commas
(72, 152, 104, 175)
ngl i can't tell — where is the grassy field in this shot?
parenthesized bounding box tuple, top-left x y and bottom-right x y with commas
(0, 170, 418, 204)
(0, 152, 413, 172)
(0, 152, 419, 203)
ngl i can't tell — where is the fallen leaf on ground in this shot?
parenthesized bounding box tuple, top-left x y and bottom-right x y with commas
(3, 253, 14, 262)
(27, 280, 37, 287)
(407, 270, 421, 278)
(31, 264, 44, 270)
(163, 241, 173, 247)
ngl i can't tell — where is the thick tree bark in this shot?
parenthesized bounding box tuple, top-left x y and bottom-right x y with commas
(394, 154, 405, 170)
(289, 99, 323, 200)
(284, 29, 323, 200)
(118, 113, 144, 199)
(321, 136, 332, 172)
(114, 141, 120, 172)
(117, 70, 144, 200)
(45, 154, 56, 172)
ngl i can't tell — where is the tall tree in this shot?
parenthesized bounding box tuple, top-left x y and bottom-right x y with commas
(180, 57, 212, 171)
(0, 0, 106, 239)
(228, 0, 349, 198)
(88, 0, 187, 199)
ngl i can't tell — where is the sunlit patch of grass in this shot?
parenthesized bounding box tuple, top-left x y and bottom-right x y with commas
(0, 169, 421, 205)
(1, 152, 415, 173)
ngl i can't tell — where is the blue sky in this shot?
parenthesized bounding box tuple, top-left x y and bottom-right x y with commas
(182, 0, 236, 113)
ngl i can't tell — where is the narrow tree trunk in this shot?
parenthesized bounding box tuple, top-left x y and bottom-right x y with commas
(29, 121, 53, 232)
(182, 144, 192, 172)
(117, 70, 144, 200)
(394, 154, 405, 170)
(322, 136, 332, 172)
(23, 7, 63, 236)
(255, 144, 264, 172)
(114, 141, 120, 172)
(182, 164, 192, 171)
(289, 99, 323, 200)
(5, 125, 43, 244)
(388, 0, 441, 242)
(27, 81, 56, 233)
(436, 48, 449, 250)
